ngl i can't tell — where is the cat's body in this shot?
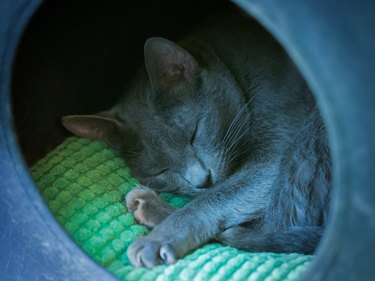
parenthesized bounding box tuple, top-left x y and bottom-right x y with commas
(63, 10, 331, 268)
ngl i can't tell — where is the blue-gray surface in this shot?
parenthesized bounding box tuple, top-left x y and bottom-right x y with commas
(233, 0, 375, 280)
(0, 0, 119, 280)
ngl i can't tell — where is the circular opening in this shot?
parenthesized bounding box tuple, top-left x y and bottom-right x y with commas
(6, 0, 344, 280)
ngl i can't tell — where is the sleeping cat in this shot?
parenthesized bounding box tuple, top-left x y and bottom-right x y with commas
(62, 10, 331, 268)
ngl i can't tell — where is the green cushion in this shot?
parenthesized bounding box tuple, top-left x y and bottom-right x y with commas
(31, 137, 312, 281)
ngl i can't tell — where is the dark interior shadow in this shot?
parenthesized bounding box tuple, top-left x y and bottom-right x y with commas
(12, 0, 227, 165)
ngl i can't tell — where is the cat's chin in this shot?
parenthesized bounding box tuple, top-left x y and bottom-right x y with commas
(151, 183, 211, 197)
(177, 187, 210, 197)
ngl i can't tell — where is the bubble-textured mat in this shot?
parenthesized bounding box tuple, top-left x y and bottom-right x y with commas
(31, 137, 312, 281)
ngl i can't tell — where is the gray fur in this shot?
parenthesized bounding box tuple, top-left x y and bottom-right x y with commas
(63, 10, 331, 268)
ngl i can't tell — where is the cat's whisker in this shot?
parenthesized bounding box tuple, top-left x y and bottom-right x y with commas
(222, 106, 250, 147)
(225, 110, 254, 153)
(220, 96, 256, 172)
(225, 143, 253, 168)
(223, 112, 249, 149)
(119, 149, 141, 159)
(225, 115, 251, 155)
(219, 117, 255, 174)
(222, 103, 248, 146)
(222, 95, 257, 147)
(225, 134, 251, 159)
(217, 144, 231, 175)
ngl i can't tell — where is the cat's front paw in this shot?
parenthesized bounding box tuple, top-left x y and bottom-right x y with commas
(125, 185, 175, 229)
(127, 237, 177, 268)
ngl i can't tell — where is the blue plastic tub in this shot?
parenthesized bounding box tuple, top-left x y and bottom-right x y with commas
(1, 0, 375, 280)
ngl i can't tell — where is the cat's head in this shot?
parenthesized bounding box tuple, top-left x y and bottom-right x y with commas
(63, 37, 253, 196)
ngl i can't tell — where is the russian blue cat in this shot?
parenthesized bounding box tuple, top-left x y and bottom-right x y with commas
(63, 10, 331, 268)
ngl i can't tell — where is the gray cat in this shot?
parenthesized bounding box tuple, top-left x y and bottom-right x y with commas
(62, 10, 331, 268)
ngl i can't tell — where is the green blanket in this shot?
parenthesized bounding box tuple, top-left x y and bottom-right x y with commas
(31, 137, 312, 281)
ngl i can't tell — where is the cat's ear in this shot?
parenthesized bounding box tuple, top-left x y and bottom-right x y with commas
(61, 111, 124, 146)
(144, 37, 199, 95)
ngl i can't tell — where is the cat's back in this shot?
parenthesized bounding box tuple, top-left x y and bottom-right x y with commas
(189, 9, 291, 84)
(188, 8, 315, 137)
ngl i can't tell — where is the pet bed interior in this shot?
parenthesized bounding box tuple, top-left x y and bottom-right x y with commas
(31, 137, 312, 281)
(12, 1, 314, 280)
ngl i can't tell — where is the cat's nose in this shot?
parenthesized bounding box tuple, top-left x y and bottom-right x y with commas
(185, 162, 212, 189)
(196, 173, 212, 189)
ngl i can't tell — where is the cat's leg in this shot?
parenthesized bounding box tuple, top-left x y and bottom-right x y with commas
(216, 110, 331, 255)
(125, 186, 175, 229)
(264, 109, 331, 231)
(217, 225, 323, 254)
(127, 163, 277, 268)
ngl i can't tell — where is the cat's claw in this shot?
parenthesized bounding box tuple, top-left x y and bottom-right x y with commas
(125, 185, 175, 229)
(127, 237, 177, 268)
(125, 185, 155, 212)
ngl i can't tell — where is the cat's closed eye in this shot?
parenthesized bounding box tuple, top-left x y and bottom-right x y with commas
(150, 169, 170, 177)
(190, 121, 200, 146)
(190, 127, 198, 145)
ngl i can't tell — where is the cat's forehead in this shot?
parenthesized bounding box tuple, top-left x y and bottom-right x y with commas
(141, 118, 190, 144)
(149, 101, 198, 127)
